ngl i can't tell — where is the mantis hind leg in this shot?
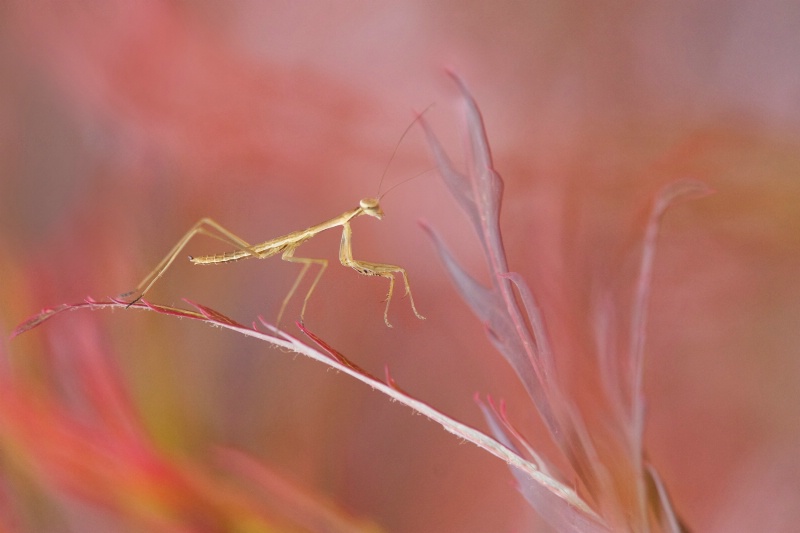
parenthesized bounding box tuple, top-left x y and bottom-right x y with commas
(277, 247, 328, 327)
(122, 218, 263, 305)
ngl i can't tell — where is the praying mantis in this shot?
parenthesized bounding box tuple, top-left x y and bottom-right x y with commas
(123, 115, 429, 328)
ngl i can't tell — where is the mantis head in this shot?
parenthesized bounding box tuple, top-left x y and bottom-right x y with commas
(359, 198, 384, 219)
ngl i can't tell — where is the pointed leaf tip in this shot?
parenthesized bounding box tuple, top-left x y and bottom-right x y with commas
(10, 305, 70, 338)
(384, 366, 405, 393)
(655, 179, 713, 215)
(185, 299, 246, 328)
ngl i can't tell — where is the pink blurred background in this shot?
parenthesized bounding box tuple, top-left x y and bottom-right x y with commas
(2, 2, 799, 531)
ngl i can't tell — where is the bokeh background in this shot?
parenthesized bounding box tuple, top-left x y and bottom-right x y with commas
(1, 2, 799, 531)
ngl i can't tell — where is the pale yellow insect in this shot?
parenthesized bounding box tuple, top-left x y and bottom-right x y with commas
(124, 115, 429, 328)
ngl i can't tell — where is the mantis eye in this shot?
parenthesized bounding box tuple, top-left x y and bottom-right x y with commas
(359, 197, 384, 219)
(360, 198, 379, 210)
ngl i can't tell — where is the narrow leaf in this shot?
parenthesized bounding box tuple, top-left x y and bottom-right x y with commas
(476, 397, 609, 533)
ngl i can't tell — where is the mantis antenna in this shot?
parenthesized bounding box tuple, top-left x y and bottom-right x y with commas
(375, 103, 435, 198)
